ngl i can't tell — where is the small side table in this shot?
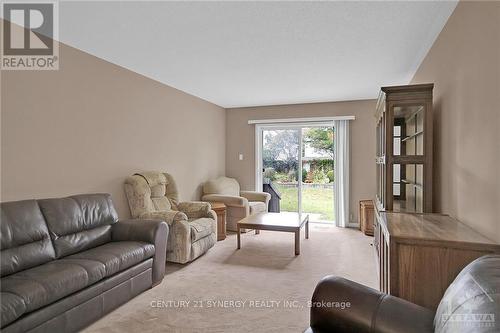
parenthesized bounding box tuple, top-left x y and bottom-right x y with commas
(210, 202, 226, 241)
(359, 200, 374, 236)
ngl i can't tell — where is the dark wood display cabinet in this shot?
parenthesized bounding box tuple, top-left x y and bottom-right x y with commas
(371, 83, 500, 310)
(375, 83, 433, 213)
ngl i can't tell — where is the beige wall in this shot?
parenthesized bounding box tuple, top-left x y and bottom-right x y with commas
(1, 42, 226, 218)
(411, 1, 500, 242)
(226, 100, 376, 224)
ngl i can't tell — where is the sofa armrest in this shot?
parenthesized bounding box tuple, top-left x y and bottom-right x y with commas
(112, 219, 168, 286)
(178, 201, 214, 219)
(139, 210, 188, 225)
(202, 194, 248, 208)
(309, 276, 434, 333)
(240, 191, 271, 204)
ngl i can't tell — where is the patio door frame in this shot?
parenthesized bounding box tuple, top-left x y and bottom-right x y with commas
(255, 121, 334, 219)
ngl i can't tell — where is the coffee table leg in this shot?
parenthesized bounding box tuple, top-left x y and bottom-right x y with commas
(305, 217, 309, 239)
(255, 229, 260, 235)
(237, 225, 241, 250)
(295, 230, 300, 255)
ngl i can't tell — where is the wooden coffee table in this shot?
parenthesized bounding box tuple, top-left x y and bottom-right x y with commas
(236, 212, 309, 255)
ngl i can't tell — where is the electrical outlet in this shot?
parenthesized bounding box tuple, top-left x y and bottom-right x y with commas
(239, 153, 244, 161)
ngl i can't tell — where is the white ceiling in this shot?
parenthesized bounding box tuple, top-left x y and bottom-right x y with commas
(58, 1, 458, 108)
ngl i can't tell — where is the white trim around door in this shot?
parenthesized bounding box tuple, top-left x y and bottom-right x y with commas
(253, 116, 354, 226)
(249, 116, 355, 125)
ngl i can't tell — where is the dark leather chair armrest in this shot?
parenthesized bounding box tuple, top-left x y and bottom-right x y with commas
(112, 219, 168, 286)
(309, 276, 434, 333)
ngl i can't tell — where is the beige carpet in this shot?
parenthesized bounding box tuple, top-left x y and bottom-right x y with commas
(84, 224, 377, 333)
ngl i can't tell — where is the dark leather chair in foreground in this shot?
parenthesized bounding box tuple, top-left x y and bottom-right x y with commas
(0, 194, 168, 333)
(307, 254, 500, 333)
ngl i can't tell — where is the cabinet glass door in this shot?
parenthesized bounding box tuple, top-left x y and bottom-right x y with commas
(396, 163, 424, 213)
(392, 105, 425, 156)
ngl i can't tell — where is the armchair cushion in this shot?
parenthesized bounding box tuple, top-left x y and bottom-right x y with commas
(124, 172, 179, 219)
(201, 194, 248, 208)
(190, 218, 215, 242)
(203, 177, 240, 196)
(136, 171, 167, 187)
(139, 210, 188, 225)
(240, 191, 271, 204)
(249, 201, 267, 215)
(178, 201, 212, 219)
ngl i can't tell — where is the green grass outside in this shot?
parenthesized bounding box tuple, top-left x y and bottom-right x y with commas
(275, 184, 334, 222)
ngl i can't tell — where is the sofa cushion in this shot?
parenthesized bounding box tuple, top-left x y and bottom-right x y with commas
(0, 200, 56, 277)
(189, 218, 214, 242)
(0, 258, 106, 327)
(66, 241, 155, 277)
(3, 260, 153, 333)
(38, 194, 118, 258)
(1, 292, 26, 328)
(249, 201, 267, 215)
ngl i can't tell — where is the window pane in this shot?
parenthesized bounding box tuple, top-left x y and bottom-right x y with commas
(393, 184, 400, 196)
(394, 138, 401, 155)
(262, 129, 299, 214)
(393, 164, 401, 182)
(393, 125, 401, 137)
(393, 105, 424, 156)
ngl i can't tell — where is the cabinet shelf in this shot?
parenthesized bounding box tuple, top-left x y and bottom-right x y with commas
(401, 130, 424, 142)
(401, 179, 423, 189)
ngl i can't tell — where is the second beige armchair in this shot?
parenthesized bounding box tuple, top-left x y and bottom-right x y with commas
(202, 177, 270, 231)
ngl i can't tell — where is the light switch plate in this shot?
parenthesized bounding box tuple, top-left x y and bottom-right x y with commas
(239, 153, 244, 160)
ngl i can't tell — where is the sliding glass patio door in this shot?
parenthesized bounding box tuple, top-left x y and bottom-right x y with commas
(261, 128, 300, 214)
(257, 123, 334, 223)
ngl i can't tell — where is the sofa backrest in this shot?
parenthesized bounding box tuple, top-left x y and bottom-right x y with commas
(38, 194, 118, 258)
(0, 200, 56, 277)
(124, 172, 179, 218)
(203, 177, 240, 197)
(434, 254, 500, 333)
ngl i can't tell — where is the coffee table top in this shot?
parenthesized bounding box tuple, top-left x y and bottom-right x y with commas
(238, 212, 309, 229)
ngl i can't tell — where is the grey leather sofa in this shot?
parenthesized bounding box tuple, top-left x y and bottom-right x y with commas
(307, 254, 500, 333)
(0, 194, 168, 333)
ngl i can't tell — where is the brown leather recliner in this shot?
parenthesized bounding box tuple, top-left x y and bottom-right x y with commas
(307, 254, 500, 333)
(0, 194, 168, 333)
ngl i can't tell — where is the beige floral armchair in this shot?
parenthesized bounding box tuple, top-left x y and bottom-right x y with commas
(125, 172, 216, 264)
(202, 177, 270, 232)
